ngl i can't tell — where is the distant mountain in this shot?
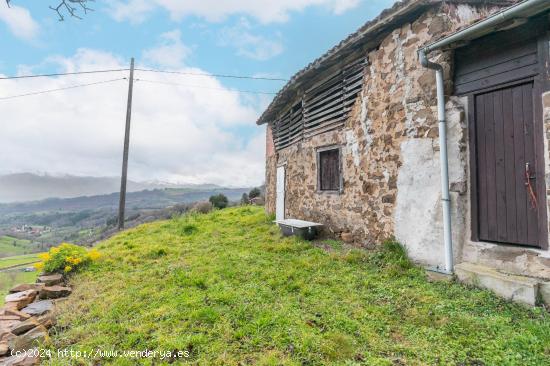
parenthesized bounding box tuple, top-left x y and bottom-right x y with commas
(0, 173, 222, 203)
(0, 187, 250, 217)
(0, 186, 252, 249)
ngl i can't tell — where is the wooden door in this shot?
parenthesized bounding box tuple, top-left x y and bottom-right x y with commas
(473, 82, 546, 247)
(276, 165, 285, 221)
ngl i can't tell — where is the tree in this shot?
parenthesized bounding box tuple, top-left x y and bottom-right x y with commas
(209, 194, 228, 209)
(248, 187, 261, 199)
(6, 0, 93, 21)
(241, 193, 249, 205)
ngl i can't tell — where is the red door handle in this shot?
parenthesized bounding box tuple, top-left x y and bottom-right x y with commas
(525, 163, 537, 209)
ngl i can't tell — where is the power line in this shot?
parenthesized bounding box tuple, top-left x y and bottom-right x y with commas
(0, 67, 287, 82)
(0, 69, 130, 81)
(135, 68, 287, 82)
(0, 78, 127, 101)
(135, 78, 278, 95)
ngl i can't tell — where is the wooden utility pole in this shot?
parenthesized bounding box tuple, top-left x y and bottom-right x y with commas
(118, 57, 135, 230)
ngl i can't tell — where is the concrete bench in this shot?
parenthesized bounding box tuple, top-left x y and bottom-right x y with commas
(274, 219, 323, 240)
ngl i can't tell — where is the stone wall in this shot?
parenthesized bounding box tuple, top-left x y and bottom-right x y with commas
(265, 3, 497, 242)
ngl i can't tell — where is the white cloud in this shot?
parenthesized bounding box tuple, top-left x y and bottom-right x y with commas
(332, 0, 361, 14)
(219, 18, 283, 61)
(109, 0, 155, 24)
(0, 3, 39, 41)
(142, 29, 191, 68)
(109, 0, 364, 24)
(0, 48, 267, 187)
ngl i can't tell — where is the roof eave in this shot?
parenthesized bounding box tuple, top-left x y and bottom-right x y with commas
(421, 0, 550, 54)
(256, 0, 436, 125)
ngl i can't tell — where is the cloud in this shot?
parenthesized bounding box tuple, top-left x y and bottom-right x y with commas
(331, 0, 361, 14)
(142, 29, 191, 68)
(219, 18, 283, 61)
(0, 3, 39, 41)
(109, 0, 364, 24)
(108, 0, 155, 24)
(0, 48, 267, 187)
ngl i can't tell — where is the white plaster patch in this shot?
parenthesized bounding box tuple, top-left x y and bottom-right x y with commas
(344, 129, 360, 167)
(395, 138, 446, 268)
(359, 90, 373, 150)
(455, 4, 477, 22)
(389, 30, 405, 95)
(395, 101, 466, 269)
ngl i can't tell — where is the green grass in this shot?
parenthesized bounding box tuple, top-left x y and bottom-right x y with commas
(0, 235, 33, 257)
(0, 253, 40, 270)
(0, 269, 39, 306)
(0, 253, 41, 305)
(47, 206, 550, 365)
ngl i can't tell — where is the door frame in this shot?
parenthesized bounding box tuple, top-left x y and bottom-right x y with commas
(467, 77, 548, 249)
(275, 164, 286, 221)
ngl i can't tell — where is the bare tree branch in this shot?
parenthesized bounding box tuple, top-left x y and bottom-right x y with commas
(49, 0, 94, 21)
(5, 0, 94, 21)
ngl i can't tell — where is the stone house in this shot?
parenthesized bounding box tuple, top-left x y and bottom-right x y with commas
(258, 0, 550, 305)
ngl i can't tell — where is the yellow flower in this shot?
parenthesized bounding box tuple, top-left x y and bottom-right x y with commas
(50, 247, 60, 254)
(38, 253, 50, 261)
(88, 249, 101, 261)
(59, 243, 72, 250)
(64, 265, 72, 273)
(67, 256, 82, 265)
(34, 262, 44, 270)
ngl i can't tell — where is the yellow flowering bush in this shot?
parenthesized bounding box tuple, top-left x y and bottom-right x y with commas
(34, 243, 101, 274)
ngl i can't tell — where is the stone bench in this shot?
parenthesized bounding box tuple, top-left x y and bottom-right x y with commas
(275, 219, 323, 240)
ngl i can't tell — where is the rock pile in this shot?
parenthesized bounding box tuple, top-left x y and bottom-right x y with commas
(0, 273, 72, 365)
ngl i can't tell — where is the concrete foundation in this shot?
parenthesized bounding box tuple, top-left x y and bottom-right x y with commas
(455, 262, 541, 307)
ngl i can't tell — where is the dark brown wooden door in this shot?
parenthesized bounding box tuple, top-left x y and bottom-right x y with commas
(474, 82, 545, 247)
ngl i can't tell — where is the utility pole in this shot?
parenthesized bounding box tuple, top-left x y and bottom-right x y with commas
(118, 57, 134, 230)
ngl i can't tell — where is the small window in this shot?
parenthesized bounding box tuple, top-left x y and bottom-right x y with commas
(317, 147, 341, 192)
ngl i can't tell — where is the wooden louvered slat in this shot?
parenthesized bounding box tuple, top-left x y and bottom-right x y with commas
(304, 110, 346, 129)
(304, 97, 343, 118)
(305, 103, 345, 124)
(304, 81, 343, 108)
(274, 58, 365, 151)
(304, 120, 345, 138)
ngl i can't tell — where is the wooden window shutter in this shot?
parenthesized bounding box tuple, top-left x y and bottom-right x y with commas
(319, 148, 340, 191)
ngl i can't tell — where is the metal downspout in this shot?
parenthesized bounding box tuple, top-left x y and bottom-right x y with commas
(419, 51, 453, 274)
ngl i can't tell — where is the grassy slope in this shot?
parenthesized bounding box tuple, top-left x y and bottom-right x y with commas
(0, 253, 40, 305)
(50, 207, 550, 365)
(0, 271, 38, 305)
(0, 235, 32, 257)
(0, 253, 40, 270)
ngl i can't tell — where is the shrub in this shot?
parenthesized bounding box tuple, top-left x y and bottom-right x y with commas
(209, 194, 228, 209)
(106, 216, 118, 227)
(171, 203, 191, 215)
(248, 187, 261, 199)
(182, 224, 198, 235)
(240, 193, 249, 205)
(34, 243, 101, 274)
(192, 201, 213, 214)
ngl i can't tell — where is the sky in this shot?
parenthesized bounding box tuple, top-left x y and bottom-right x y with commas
(0, 0, 396, 187)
